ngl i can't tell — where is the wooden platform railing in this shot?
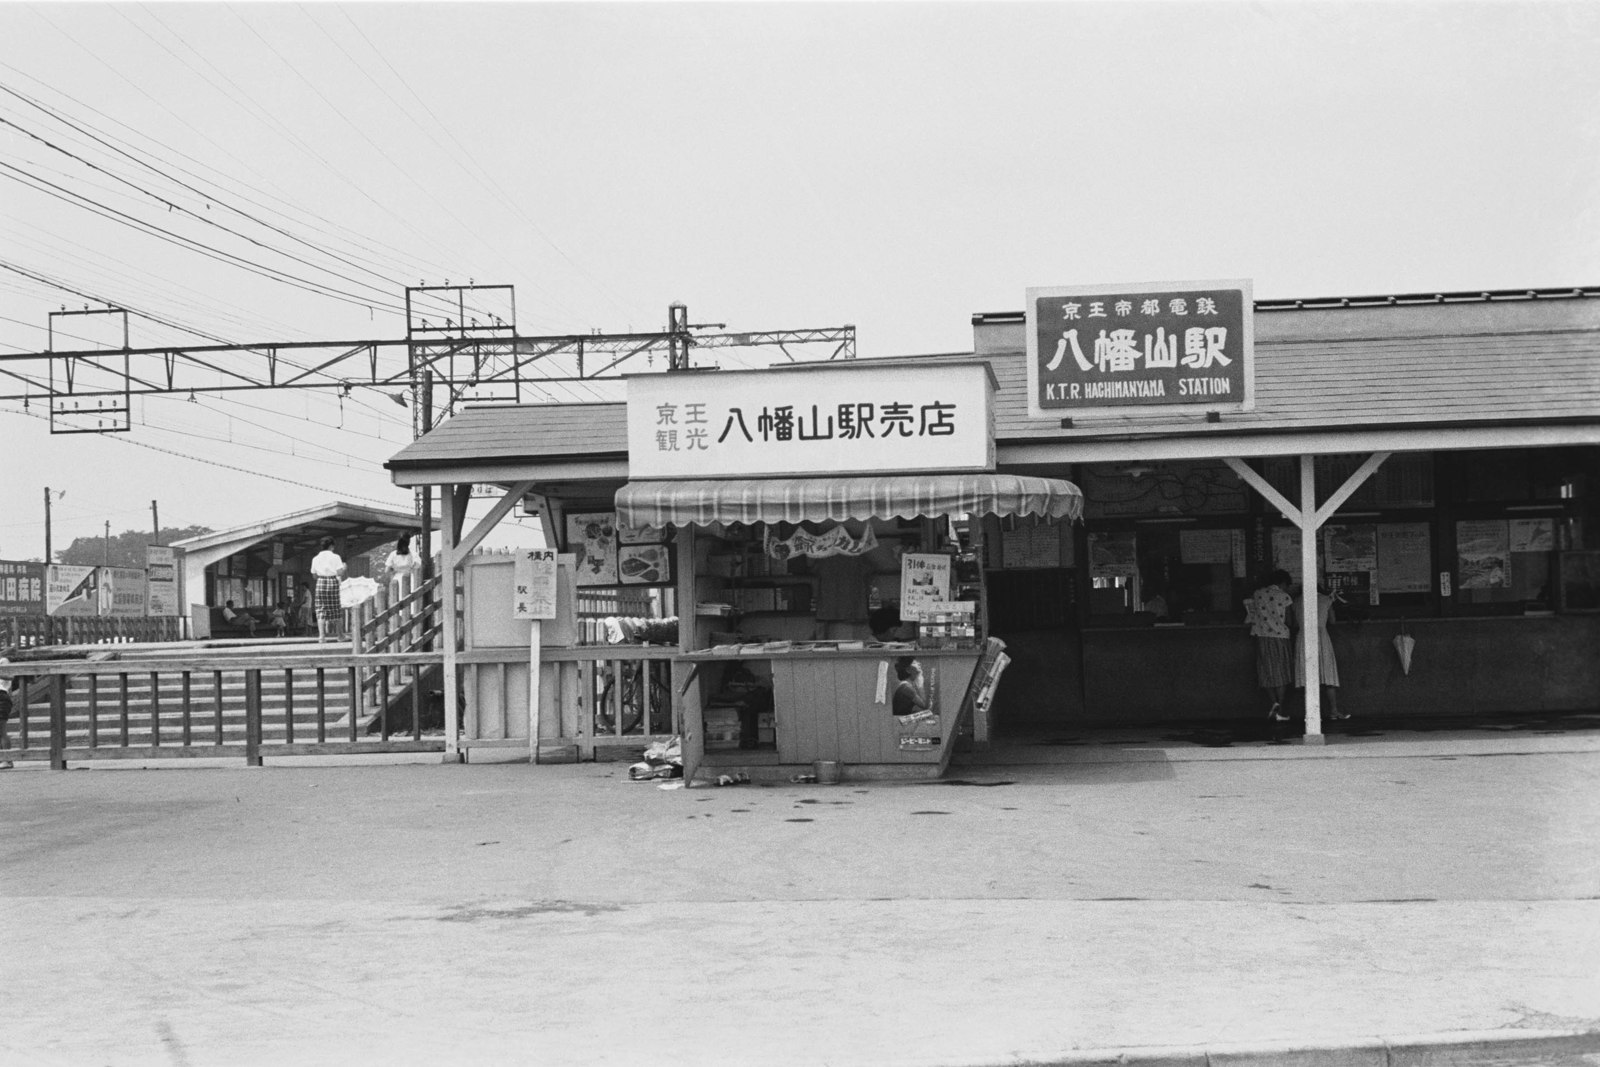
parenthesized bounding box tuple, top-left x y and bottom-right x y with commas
(1, 615, 185, 654)
(0, 651, 446, 768)
(351, 577, 442, 726)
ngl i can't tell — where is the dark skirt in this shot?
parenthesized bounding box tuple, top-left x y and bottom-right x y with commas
(315, 576, 342, 623)
(1256, 636, 1292, 688)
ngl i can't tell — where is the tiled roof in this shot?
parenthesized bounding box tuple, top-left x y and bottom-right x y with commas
(386, 401, 627, 469)
(989, 329, 1600, 443)
(386, 294, 1600, 476)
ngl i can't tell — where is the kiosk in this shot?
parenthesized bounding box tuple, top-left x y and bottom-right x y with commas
(615, 361, 1081, 782)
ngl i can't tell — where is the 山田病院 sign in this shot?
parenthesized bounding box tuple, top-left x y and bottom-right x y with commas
(626, 362, 995, 479)
(1025, 280, 1254, 418)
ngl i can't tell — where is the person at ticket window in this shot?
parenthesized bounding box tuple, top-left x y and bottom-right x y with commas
(891, 657, 931, 718)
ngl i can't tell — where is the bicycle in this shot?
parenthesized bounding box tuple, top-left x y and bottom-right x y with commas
(594, 658, 673, 735)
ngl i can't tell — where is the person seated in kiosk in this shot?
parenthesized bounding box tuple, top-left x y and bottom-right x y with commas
(868, 606, 917, 643)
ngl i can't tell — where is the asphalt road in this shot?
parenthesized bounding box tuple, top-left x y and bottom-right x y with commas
(4, 747, 1598, 1066)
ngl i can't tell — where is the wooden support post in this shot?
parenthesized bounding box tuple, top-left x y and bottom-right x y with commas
(528, 619, 542, 764)
(49, 674, 66, 771)
(244, 668, 263, 767)
(1299, 455, 1323, 741)
(440, 484, 462, 762)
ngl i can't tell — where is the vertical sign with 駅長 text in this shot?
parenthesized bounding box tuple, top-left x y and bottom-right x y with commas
(512, 549, 559, 620)
(1026, 280, 1253, 418)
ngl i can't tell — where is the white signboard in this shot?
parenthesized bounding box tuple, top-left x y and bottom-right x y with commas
(146, 545, 179, 616)
(899, 553, 952, 621)
(512, 549, 559, 620)
(47, 564, 99, 616)
(100, 567, 147, 617)
(626, 362, 994, 479)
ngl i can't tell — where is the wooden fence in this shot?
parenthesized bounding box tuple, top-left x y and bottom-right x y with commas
(0, 651, 445, 768)
(1, 615, 185, 653)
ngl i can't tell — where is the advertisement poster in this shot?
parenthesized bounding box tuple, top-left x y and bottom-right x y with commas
(1087, 531, 1138, 580)
(1376, 524, 1432, 593)
(900, 553, 952, 621)
(1323, 525, 1377, 573)
(617, 522, 670, 546)
(565, 512, 618, 587)
(1456, 519, 1510, 590)
(1179, 529, 1233, 565)
(146, 545, 179, 617)
(1272, 527, 1302, 582)
(100, 568, 147, 617)
(618, 544, 673, 586)
(512, 548, 559, 620)
(1001, 523, 1066, 569)
(47, 564, 99, 616)
(1509, 518, 1554, 554)
(0, 560, 46, 616)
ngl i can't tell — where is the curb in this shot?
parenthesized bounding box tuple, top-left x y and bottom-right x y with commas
(1003, 1028, 1600, 1067)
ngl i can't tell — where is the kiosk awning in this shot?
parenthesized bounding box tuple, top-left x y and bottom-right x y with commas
(615, 473, 1082, 527)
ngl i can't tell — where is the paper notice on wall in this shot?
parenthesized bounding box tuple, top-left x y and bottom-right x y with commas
(875, 659, 889, 704)
(1180, 529, 1233, 565)
(1272, 527, 1302, 582)
(1456, 519, 1510, 590)
(1231, 530, 1247, 579)
(900, 553, 952, 621)
(1323, 524, 1377, 573)
(1509, 518, 1554, 554)
(1087, 531, 1138, 580)
(1376, 523, 1431, 593)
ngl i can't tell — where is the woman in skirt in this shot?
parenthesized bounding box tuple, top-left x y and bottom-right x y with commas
(1249, 570, 1294, 722)
(310, 537, 347, 643)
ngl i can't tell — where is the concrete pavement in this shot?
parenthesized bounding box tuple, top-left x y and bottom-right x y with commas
(3, 738, 1599, 1066)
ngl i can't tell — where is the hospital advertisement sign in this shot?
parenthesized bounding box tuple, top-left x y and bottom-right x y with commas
(626, 362, 994, 479)
(1026, 280, 1253, 418)
(0, 561, 46, 616)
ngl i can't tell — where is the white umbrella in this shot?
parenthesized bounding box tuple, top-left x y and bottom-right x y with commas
(1394, 631, 1416, 675)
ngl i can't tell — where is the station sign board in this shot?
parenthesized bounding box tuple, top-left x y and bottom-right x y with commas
(627, 362, 994, 479)
(1026, 280, 1254, 418)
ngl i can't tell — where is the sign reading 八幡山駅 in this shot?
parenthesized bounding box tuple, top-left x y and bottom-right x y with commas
(1025, 280, 1254, 418)
(626, 362, 994, 479)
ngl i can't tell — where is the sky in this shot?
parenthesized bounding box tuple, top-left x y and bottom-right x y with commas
(2, 0, 1597, 561)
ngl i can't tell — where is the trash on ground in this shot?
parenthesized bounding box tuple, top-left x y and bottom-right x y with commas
(789, 773, 818, 784)
(629, 734, 684, 781)
(714, 772, 749, 787)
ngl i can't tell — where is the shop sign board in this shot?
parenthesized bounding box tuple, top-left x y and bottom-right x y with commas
(146, 545, 179, 617)
(0, 560, 45, 616)
(47, 564, 99, 616)
(626, 362, 994, 479)
(1025, 280, 1253, 418)
(100, 567, 147, 617)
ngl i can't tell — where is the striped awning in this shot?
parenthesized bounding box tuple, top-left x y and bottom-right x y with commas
(615, 473, 1083, 527)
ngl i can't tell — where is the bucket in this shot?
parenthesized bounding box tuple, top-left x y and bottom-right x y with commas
(813, 760, 841, 785)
